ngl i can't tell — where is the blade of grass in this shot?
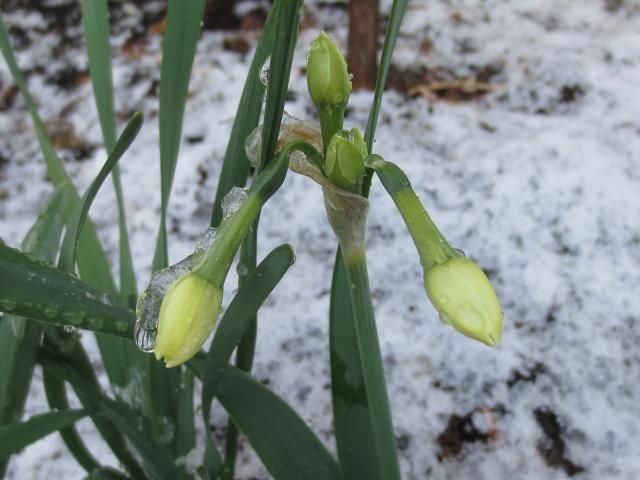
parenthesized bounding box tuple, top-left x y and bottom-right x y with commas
(0, 186, 69, 477)
(0, 244, 135, 338)
(58, 112, 143, 273)
(79, 0, 137, 306)
(222, 2, 302, 477)
(329, 249, 382, 480)
(0, 409, 88, 461)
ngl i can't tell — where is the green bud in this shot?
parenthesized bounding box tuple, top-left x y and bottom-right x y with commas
(424, 256, 502, 346)
(324, 129, 366, 191)
(154, 273, 222, 367)
(306, 31, 352, 110)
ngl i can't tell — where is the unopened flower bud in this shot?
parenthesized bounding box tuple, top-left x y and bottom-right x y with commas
(154, 273, 222, 367)
(424, 257, 502, 346)
(324, 129, 366, 191)
(307, 31, 352, 111)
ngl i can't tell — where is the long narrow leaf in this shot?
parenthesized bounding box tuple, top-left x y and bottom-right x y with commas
(152, 0, 207, 271)
(329, 249, 381, 480)
(202, 244, 295, 419)
(216, 367, 342, 480)
(0, 244, 134, 338)
(363, 0, 409, 154)
(58, 112, 143, 273)
(0, 11, 137, 391)
(0, 186, 69, 477)
(79, 0, 137, 305)
(39, 350, 178, 480)
(0, 409, 88, 461)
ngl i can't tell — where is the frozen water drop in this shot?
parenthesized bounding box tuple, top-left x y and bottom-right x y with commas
(222, 186, 249, 219)
(194, 227, 217, 258)
(454, 248, 466, 257)
(63, 325, 76, 334)
(245, 125, 263, 168)
(259, 56, 271, 86)
(438, 312, 452, 326)
(0, 299, 17, 311)
(62, 311, 84, 326)
(236, 263, 249, 277)
(335, 129, 354, 143)
(348, 73, 354, 81)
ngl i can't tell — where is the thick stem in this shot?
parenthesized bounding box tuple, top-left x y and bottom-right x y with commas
(342, 247, 401, 480)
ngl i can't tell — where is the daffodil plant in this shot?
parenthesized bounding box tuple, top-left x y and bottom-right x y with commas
(0, 2, 503, 479)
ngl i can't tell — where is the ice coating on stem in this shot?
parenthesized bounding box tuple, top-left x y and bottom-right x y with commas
(221, 186, 249, 219)
(134, 227, 217, 353)
(244, 112, 323, 168)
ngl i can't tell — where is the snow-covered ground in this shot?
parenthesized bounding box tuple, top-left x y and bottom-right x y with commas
(1, 0, 640, 478)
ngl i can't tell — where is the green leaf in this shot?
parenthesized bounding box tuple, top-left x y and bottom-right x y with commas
(39, 351, 179, 480)
(0, 244, 134, 338)
(201, 244, 294, 421)
(79, 0, 137, 306)
(329, 249, 381, 480)
(152, 0, 207, 271)
(0, 186, 69, 477)
(341, 253, 401, 480)
(0, 409, 88, 461)
(364, 0, 409, 153)
(58, 112, 143, 273)
(0, 10, 138, 392)
(215, 367, 342, 480)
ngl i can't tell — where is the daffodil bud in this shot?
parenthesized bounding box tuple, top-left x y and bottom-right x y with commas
(307, 31, 351, 110)
(424, 257, 502, 346)
(324, 129, 366, 191)
(154, 273, 222, 367)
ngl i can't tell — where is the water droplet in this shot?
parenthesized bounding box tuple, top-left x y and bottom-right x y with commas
(63, 325, 76, 333)
(236, 263, 249, 277)
(438, 296, 449, 305)
(348, 73, 354, 81)
(454, 248, 466, 257)
(221, 186, 249, 219)
(438, 312, 452, 326)
(1, 299, 17, 311)
(305, 51, 311, 63)
(335, 129, 354, 143)
(245, 125, 263, 168)
(100, 294, 114, 306)
(193, 227, 217, 262)
(87, 316, 104, 330)
(259, 56, 271, 86)
(116, 321, 130, 333)
(43, 306, 58, 318)
(62, 311, 84, 325)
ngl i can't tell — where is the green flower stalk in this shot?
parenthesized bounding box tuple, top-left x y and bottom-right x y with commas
(306, 31, 352, 152)
(140, 151, 290, 367)
(367, 154, 503, 346)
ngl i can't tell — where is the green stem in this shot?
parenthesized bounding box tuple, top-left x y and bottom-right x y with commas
(318, 106, 344, 155)
(342, 247, 401, 480)
(367, 154, 456, 269)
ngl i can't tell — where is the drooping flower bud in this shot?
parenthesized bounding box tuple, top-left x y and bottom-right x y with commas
(424, 256, 502, 346)
(154, 273, 222, 367)
(324, 129, 366, 191)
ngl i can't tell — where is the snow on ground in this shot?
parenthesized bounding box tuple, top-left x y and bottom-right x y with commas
(1, 0, 640, 478)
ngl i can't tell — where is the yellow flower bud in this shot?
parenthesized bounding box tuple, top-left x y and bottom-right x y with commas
(154, 273, 222, 367)
(424, 257, 502, 346)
